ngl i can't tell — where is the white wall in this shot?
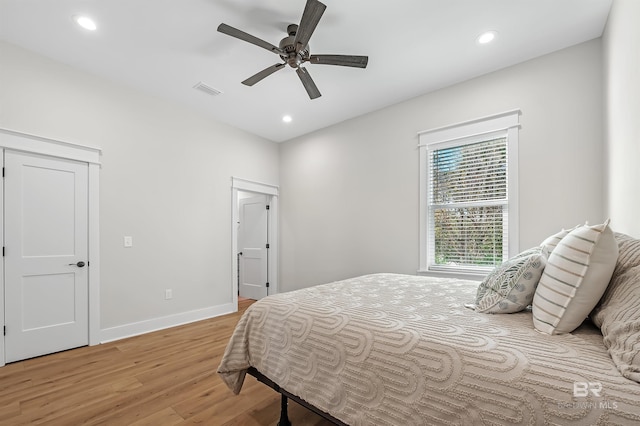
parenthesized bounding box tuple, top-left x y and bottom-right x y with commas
(603, 0, 640, 237)
(0, 30, 617, 334)
(280, 40, 605, 291)
(0, 41, 279, 334)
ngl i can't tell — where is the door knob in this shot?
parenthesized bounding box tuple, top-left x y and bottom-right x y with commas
(68, 261, 86, 267)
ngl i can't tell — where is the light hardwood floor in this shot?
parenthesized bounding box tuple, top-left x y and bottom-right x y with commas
(0, 299, 334, 425)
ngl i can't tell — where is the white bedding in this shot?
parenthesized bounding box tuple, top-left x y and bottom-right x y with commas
(218, 273, 640, 425)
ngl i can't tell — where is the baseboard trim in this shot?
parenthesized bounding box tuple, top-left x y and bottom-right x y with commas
(99, 303, 236, 344)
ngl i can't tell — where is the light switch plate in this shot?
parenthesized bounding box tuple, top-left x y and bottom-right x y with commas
(124, 236, 133, 247)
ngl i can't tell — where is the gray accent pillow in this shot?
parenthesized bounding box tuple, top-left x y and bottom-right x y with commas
(475, 247, 546, 313)
(591, 232, 640, 383)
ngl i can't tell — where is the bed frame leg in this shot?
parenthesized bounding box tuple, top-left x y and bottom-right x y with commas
(277, 393, 292, 426)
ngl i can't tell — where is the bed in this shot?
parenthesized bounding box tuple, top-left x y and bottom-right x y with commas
(218, 231, 640, 425)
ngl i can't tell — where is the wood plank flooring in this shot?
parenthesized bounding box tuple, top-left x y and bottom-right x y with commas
(0, 299, 334, 425)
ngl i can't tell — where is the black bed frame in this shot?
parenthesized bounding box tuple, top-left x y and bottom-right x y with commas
(247, 367, 348, 426)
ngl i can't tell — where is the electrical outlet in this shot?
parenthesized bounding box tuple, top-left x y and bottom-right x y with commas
(165, 289, 173, 300)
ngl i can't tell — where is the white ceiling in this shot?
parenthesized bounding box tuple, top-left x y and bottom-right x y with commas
(0, 0, 612, 142)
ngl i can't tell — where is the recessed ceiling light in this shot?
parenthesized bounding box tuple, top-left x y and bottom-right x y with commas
(73, 15, 97, 31)
(282, 115, 292, 123)
(477, 30, 497, 45)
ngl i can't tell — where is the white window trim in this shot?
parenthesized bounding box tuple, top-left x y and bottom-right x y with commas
(418, 110, 520, 277)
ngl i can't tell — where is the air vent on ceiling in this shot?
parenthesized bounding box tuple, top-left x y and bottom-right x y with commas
(193, 81, 223, 97)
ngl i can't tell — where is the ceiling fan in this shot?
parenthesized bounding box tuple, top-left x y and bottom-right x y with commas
(217, 0, 368, 99)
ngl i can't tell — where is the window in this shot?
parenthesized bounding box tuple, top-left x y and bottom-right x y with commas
(419, 111, 520, 275)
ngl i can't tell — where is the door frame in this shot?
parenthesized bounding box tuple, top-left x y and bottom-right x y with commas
(231, 177, 278, 309)
(0, 128, 101, 367)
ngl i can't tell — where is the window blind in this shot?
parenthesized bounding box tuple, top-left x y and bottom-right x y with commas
(428, 137, 508, 270)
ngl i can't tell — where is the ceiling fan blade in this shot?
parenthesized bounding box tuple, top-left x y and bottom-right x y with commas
(217, 23, 283, 55)
(242, 63, 286, 86)
(296, 67, 321, 99)
(308, 54, 369, 68)
(293, 0, 326, 53)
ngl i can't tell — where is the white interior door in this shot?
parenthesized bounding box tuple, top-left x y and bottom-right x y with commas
(4, 151, 89, 363)
(238, 195, 268, 300)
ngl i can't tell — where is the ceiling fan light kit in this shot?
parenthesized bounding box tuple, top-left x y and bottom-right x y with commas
(217, 0, 368, 100)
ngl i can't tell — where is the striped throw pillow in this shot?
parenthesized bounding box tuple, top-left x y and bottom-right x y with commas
(532, 220, 618, 334)
(540, 224, 581, 257)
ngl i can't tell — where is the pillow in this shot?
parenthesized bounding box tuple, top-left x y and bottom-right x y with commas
(591, 233, 640, 383)
(540, 224, 581, 257)
(532, 220, 618, 334)
(475, 247, 546, 313)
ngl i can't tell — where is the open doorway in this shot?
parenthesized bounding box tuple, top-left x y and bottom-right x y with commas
(231, 177, 279, 311)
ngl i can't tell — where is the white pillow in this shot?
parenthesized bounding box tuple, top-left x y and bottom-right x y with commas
(475, 247, 546, 313)
(540, 224, 581, 257)
(532, 220, 618, 334)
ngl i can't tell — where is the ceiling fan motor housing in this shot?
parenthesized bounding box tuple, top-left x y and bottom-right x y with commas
(280, 25, 308, 68)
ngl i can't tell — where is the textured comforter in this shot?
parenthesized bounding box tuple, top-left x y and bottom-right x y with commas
(218, 273, 640, 425)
